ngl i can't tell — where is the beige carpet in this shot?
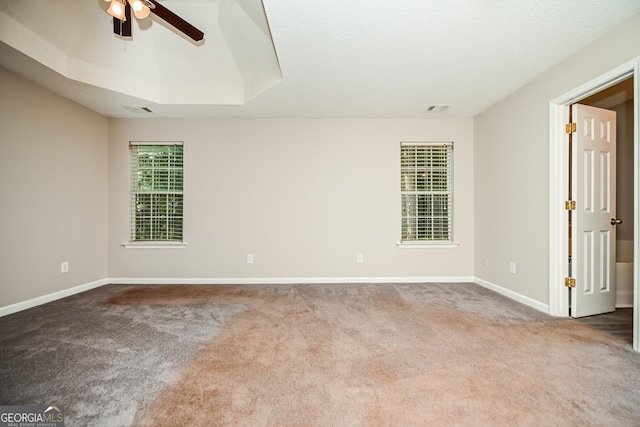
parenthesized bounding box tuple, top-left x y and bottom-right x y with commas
(2, 283, 639, 426)
(106, 284, 639, 426)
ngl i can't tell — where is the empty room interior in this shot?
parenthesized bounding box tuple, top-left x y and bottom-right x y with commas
(1, 1, 640, 425)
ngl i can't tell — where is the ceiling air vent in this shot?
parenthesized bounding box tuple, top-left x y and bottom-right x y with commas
(125, 106, 155, 114)
(425, 105, 450, 113)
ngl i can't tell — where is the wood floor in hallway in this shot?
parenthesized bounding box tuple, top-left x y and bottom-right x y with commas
(574, 307, 633, 345)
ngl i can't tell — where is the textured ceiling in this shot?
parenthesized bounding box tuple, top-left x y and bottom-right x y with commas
(0, 0, 639, 119)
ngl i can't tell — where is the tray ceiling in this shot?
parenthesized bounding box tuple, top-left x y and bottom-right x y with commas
(1, 0, 639, 118)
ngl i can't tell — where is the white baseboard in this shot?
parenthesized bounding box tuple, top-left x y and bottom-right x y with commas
(108, 276, 476, 285)
(473, 277, 550, 314)
(0, 278, 109, 317)
(616, 291, 634, 308)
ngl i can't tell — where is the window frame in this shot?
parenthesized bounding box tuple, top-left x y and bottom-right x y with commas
(123, 141, 186, 249)
(397, 141, 458, 249)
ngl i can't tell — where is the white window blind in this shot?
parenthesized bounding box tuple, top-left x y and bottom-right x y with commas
(401, 142, 453, 242)
(130, 142, 184, 242)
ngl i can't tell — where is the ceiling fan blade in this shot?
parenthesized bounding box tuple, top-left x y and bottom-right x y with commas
(148, 0, 204, 42)
(113, 2, 132, 37)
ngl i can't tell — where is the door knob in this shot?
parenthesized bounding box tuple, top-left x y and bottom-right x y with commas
(610, 218, 622, 225)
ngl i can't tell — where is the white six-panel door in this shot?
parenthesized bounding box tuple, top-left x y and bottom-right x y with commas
(571, 104, 617, 318)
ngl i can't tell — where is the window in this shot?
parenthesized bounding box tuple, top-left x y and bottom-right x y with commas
(400, 142, 453, 243)
(130, 142, 184, 242)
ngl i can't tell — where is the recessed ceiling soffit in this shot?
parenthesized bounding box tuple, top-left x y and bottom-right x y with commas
(0, 0, 282, 105)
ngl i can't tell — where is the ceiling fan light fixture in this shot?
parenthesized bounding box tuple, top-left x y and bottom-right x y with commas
(129, 0, 151, 19)
(134, 7, 151, 19)
(107, 0, 127, 21)
(101, 0, 203, 42)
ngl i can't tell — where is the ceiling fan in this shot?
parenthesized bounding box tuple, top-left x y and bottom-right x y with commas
(104, 0, 204, 42)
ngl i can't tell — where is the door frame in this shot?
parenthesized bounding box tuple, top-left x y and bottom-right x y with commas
(548, 57, 640, 350)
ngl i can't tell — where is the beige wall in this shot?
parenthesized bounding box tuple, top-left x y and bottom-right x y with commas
(108, 119, 474, 279)
(3, 11, 639, 311)
(0, 68, 108, 307)
(474, 13, 640, 304)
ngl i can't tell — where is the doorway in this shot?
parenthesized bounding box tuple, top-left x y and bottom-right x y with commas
(548, 58, 640, 351)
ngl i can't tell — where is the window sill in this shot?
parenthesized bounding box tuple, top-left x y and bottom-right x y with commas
(122, 242, 187, 249)
(396, 241, 460, 249)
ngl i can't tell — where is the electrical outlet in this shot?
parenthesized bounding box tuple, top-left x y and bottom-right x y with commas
(356, 253, 364, 263)
(482, 257, 489, 267)
(509, 262, 516, 275)
(61, 261, 69, 273)
(246, 254, 254, 264)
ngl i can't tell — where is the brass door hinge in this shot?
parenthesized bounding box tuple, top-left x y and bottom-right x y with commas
(566, 123, 577, 133)
(565, 277, 576, 288)
(565, 200, 576, 210)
